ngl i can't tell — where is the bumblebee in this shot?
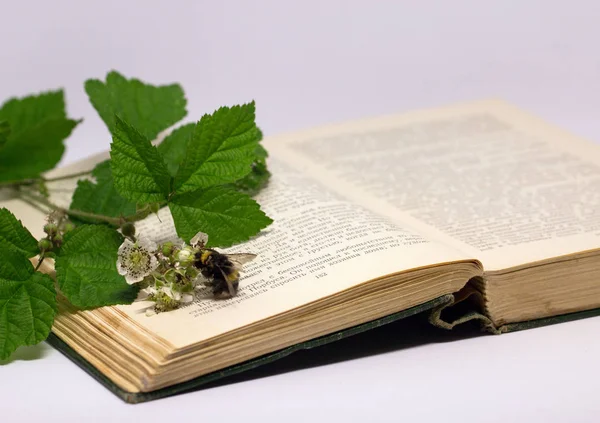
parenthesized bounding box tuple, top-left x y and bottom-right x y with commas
(190, 233, 256, 298)
(193, 249, 256, 298)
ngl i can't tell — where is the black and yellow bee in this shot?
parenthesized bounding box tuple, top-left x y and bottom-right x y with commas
(193, 249, 256, 298)
(190, 233, 256, 298)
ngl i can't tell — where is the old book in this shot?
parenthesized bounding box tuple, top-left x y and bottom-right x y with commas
(3, 99, 600, 403)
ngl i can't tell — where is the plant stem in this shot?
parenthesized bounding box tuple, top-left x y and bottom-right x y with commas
(19, 190, 122, 225)
(35, 254, 46, 271)
(44, 170, 93, 183)
(0, 169, 93, 189)
(18, 188, 164, 226)
(19, 195, 50, 216)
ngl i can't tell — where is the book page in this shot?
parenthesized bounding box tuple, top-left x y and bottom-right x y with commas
(123, 159, 472, 347)
(264, 100, 600, 271)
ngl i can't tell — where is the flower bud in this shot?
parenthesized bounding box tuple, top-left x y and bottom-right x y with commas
(120, 222, 136, 238)
(161, 242, 175, 256)
(149, 203, 160, 214)
(62, 222, 76, 233)
(38, 238, 53, 251)
(43, 223, 58, 237)
(176, 248, 193, 264)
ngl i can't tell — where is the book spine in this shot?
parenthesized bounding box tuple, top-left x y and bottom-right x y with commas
(428, 278, 502, 334)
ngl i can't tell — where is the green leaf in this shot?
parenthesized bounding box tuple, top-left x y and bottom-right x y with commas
(54, 225, 139, 309)
(0, 121, 9, 148)
(0, 246, 57, 360)
(157, 123, 194, 177)
(229, 143, 271, 196)
(110, 116, 172, 204)
(255, 139, 267, 159)
(0, 90, 79, 181)
(173, 102, 260, 194)
(169, 186, 272, 247)
(85, 71, 187, 140)
(0, 90, 66, 132)
(69, 160, 137, 224)
(0, 208, 39, 258)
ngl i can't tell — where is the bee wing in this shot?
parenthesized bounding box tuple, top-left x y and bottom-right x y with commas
(217, 267, 236, 297)
(227, 253, 257, 270)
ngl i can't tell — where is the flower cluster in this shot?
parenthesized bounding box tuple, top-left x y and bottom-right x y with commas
(38, 213, 76, 255)
(116, 226, 210, 315)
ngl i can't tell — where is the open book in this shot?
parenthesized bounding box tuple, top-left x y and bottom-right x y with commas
(4, 100, 600, 403)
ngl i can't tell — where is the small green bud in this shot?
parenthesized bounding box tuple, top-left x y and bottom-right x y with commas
(161, 242, 175, 256)
(43, 223, 58, 237)
(53, 233, 63, 244)
(121, 222, 136, 237)
(62, 222, 76, 233)
(38, 238, 53, 251)
(149, 203, 160, 214)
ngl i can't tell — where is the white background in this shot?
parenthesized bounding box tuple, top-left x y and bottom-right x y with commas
(1, 1, 600, 421)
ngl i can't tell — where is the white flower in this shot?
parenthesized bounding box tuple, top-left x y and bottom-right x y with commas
(176, 247, 193, 263)
(141, 285, 195, 316)
(164, 286, 181, 301)
(161, 286, 194, 304)
(117, 237, 159, 284)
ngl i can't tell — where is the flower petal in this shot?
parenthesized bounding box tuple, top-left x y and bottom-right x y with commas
(116, 259, 128, 276)
(118, 238, 135, 256)
(148, 254, 159, 273)
(137, 236, 158, 253)
(181, 294, 194, 303)
(190, 231, 208, 248)
(125, 273, 144, 284)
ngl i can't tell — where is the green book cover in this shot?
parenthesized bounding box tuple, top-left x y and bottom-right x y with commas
(45, 295, 600, 404)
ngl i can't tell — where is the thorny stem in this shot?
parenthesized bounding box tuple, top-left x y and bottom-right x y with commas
(0, 169, 93, 189)
(35, 254, 46, 271)
(18, 188, 162, 226)
(44, 170, 93, 183)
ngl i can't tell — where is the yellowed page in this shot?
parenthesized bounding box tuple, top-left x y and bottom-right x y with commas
(123, 159, 471, 348)
(263, 99, 600, 271)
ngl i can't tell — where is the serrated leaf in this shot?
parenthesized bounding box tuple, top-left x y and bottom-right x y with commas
(70, 160, 137, 224)
(110, 116, 172, 204)
(0, 246, 57, 360)
(169, 186, 272, 247)
(0, 90, 79, 181)
(54, 225, 139, 309)
(0, 121, 9, 148)
(157, 123, 194, 177)
(255, 140, 267, 158)
(0, 208, 38, 258)
(229, 143, 271, 196)
(173, 102, 259, 194)
(85, 71, 187, 141)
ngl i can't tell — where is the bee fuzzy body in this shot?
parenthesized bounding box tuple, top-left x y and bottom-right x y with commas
(194, 249, 244, 298)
